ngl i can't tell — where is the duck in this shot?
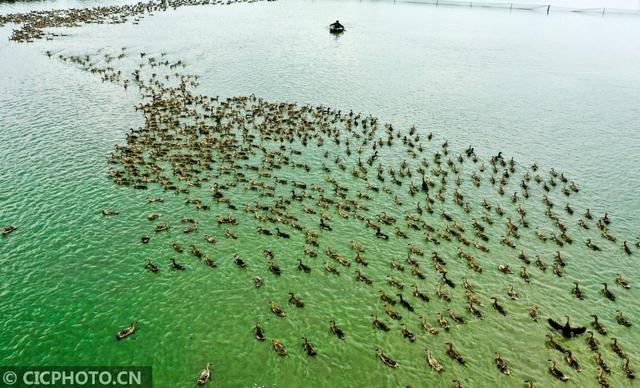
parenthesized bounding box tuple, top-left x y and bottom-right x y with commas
(116, 321, 136, 340)
(363, 312, 388, 332)
(255, 321, 265, 341)
(495, 352, 510, 375)
(172, 242, 183, 253)
(412, 284, 429, 302)
(468, 302, 483, 319)
(297, 259, 311, 273)
(601, 283, 615, 301)
(268, 259, 281, 276)
(545, 335, 568, 353)
(616, 310, 631, 327)
(611, 338, 625, 358)
(623, 358, 636, 379)
(385, 303, 402, 320)
(330, 320, 345, 339)
(170, 258, 185, 270)
(141, 235, 150, 244)
(427, 351, 444, 372)
(548, 359, 568, 381)
(288, 293, 304, 308)
(196, 363, 211, 385)
(529, 305, 539, 321)
(449, 308, 465, 324)
(324, 262, 340, 275)
(234, 255, 247, 268)
(596, 352, 610, 373)
(2, 225, 17, 235)
(490, 297, 507, 316)
(586, 331, 598, 352)
(564, 350, 581, 371)
(320, 218, 332, 231)
(507, 285, 518, 300)
(102, 209, 118, 216)
(401, 323, 416, 342)
(271, 301, 286, 317)
(272, 339, 287, 356)
(302, 338, 317, 356)
(275, 227, 290, 238)
(204, 256, 216, 268)
(548, 315, 586, 338)
(145, 259, 159, 272)
(254, 276, 263, 288)
(377, 348, 399, 368)
(571, 281, 584, 299)
(446, 342, 465, 364)
(436, 313, 450, 331)
(595, 368, 610, 388)
(591, 315, 608, 335)
(356, 270, 373, 285)
(615, 273, 630, 289)
(397, 294, 414, 312)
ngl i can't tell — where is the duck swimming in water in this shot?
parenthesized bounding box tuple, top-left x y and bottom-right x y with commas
(419, 316, 439, 334)
(490, 297, 507, 316)
(495, 352, 510, 375)
(615, 273, 630, 289)
(401, 323, 416, 342)
(529, 305, 539, 321)
(272, 339, 287, 356)
(446, 342, 465, 364)
(255, 321, 265, 341)
(297, 259, 311, 273)
(601, 283, 615, 301)
(2, 225, 17, 235)
(596, 352, 610, 373)
(591, 315, 608, 335)
(196, 363, 211, 385)
(271, 301, 286, 317)
(170, 258, 185, 270)
(611, 338, 625, 358)
(397, 294, 414, 312)
(616, 310, 631, 327)
(564, 350, 581, 371)
(303, 337, 317, 356)
(234, 255, 247, 268)
(427, 350, 444, 372)
(545, 335, 567, 353)
(145, 259, 159, 272)
(116, 321, 136, 340)
(571, 282, 584, 299)
(623, 358, 636, 379)
(548, 359, 568, 381)
(586, 331, 598, 351)
(371, 315, 390, 331)
(548, 315, 586, 338)
(330, 320, 345, 339)
(254, 276, 263, 288)
(377, 348, 399, 368)
(288, 292, 304, 308)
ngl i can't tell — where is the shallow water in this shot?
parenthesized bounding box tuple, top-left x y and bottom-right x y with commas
(0, 1, 639, 387)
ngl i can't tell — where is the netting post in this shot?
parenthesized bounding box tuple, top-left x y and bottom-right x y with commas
(546, 5, 550, 14)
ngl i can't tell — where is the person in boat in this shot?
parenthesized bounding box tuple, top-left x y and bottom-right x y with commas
(330, 20, 344, 30)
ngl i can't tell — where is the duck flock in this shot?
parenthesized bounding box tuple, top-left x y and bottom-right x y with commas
(2, 1, 638, 386)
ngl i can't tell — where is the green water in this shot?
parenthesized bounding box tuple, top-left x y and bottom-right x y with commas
(1, 1, 639, 387)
